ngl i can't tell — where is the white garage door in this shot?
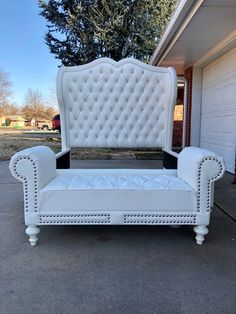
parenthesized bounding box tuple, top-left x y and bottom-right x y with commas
(201, 48, 236, 173)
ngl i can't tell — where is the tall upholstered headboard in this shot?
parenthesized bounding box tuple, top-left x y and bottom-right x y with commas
(56, 58, 177, 151)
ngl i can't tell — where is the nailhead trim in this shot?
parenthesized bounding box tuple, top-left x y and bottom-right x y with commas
(197, 156, 224, 212)
(123, 213, 196, 224)
(39, 213, 111, 224)
(10, 156, 38, 213)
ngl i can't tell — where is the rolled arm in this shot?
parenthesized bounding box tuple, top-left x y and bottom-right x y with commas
(177, 146, 225, 213)
(9, 146, 56, 213)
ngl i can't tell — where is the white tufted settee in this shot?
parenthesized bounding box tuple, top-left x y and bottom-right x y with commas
(9, 58, 225, 246)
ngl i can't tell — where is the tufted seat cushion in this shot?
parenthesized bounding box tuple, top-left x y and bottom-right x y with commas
(41, 173, 192, 191)
(39, 170, 197, 213)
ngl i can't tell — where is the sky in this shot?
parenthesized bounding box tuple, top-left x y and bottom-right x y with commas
(0, 0, 60, 107)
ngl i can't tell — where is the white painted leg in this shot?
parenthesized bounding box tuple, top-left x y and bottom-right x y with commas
(26, 225, 40, 246)
(194, 225, 209, 245)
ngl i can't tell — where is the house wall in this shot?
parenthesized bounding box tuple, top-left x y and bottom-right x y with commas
(190, 68, 202, 147)
(184, 67, 193, 146)
(200, 47, 236, 174)
(0, 116, 6, 126)
(9, 120, 25, 128)
(0, 116, 26, 127)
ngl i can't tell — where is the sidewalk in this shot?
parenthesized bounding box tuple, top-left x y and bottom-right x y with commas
(0, 159, 235, 314)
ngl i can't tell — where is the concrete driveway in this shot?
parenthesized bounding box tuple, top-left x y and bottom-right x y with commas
(0, 159, 235, 314)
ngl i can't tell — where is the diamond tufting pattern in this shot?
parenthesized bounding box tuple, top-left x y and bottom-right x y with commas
(57, 58, 177, 149)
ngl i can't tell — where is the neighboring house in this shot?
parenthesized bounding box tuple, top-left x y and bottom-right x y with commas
(150, 0, 236, 178)
(0, 115, 25, 127)
(0, 116, 5, 126)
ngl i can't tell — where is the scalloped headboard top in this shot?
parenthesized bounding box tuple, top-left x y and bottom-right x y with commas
(57, 58, 177, 150)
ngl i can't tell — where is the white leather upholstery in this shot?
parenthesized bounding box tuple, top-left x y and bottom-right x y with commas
(9, 143, 225, 244)
(178, 147, 224, 190)
(9, 146, 56, 215)
(57, 58, 177, 150)
(39, 170, 196, 214)
(9, 57, 226, 245)
(44, 173, 191, 191)
(178, 147, 225, 214)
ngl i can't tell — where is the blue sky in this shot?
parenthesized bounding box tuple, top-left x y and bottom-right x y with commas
(0, 0, 60, 107)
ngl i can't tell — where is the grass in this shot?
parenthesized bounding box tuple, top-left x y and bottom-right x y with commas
(0, 130, 165, 161)
(0, 134, 61, 161)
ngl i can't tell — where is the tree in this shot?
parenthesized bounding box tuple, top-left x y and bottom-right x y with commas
(0, 68, 14, 115)
(0, 68, 19, 116)
(22, 89, 45, 122)
(47, 75, 59, 110)
(0, 68, 12, 105)
(38, 0, 178, 65)
(22, 88, 57, 122)
(44, 106, 57, 119)
(0, 102, 19, 115)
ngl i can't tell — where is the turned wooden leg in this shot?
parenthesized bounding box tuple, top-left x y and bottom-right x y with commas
(194, 225, 209, 245)
(26, 225, 40, 246)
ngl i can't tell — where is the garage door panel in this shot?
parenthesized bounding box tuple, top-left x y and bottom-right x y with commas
(201, 112, 236, 141)
(202, 88, 222, 113)
(201, 115, 224, 138)
(200, 141, 235, 173)
(223, 78, 236, 106)
(201, 48, 236, 173)
(221, 114, 236, 139)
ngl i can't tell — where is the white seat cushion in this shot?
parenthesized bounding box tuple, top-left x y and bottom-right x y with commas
(39, 171, 197, 213)
(42, 173, 193, 191)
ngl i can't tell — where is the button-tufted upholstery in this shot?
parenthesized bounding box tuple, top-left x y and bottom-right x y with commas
(39, 170, 196, 214)
(9, 58, 225, 246)
(57, 58, 177, 150)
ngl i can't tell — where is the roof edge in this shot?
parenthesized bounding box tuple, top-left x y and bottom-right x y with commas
(150, 0, 200, 66)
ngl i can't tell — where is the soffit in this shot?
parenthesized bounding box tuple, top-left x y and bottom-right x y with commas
(155, 0, 236, 74)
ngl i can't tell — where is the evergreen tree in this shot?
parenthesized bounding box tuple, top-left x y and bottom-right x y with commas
(38, 0, 177, 65)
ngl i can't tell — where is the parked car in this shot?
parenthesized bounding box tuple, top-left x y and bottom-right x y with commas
(52, 114, 60, 132)
(36, 120, 52, 131)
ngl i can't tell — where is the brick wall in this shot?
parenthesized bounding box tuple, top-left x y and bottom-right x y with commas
(173, 120, 183, 146)
(173, 88, 184, 147)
